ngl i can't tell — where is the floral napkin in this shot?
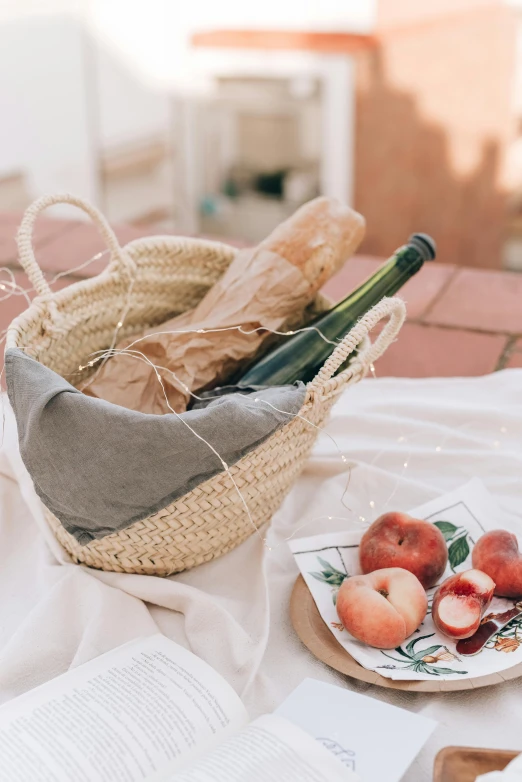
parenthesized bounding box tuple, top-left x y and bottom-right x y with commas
(289, 479, 522, 681)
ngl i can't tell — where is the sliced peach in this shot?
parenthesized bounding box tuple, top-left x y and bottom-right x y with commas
(432, 569, 495, 640)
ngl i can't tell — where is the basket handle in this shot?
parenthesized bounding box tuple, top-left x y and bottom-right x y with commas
(307, 296, 406, 395)
(17, 193, 136, 298)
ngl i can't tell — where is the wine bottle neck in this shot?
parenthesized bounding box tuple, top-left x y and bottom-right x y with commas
(236, 233, 435, 388)
(328, 244, 425, 318)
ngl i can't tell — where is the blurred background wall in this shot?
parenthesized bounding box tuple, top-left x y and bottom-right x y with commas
(356, 1, 516, 268)
(0, 0, 521, 268)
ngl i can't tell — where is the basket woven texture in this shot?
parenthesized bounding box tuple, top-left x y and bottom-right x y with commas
(7, 194, 406, 576)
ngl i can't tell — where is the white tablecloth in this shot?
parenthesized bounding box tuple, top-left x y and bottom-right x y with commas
(1, 369, 522, 781)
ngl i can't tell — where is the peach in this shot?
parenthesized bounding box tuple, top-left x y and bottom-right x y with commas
(472, 530, 522, 599)
(336, 567, 428, 649)
(432, 569, 495, 640)
(359, 512, 448, 589)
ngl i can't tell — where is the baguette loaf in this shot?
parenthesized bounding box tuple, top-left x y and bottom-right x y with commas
(83, 198, 365, 414)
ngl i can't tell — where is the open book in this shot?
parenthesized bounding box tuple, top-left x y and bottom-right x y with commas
(0, 634, 435, 782)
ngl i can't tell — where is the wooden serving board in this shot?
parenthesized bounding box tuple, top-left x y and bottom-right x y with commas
(290, 575, 522, 692)
(433, 746, 519, 781)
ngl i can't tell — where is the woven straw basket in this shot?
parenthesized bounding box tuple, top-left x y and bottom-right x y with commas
(7, 194, 406, 576)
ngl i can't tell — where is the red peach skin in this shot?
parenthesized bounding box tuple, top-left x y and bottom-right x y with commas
(432, 569, 495, 640)
(472, 530, 522, 599)
(336, 567, 428, 649)
(359, 512, 448, 589)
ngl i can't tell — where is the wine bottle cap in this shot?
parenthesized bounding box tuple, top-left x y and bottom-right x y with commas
(408, 233, 436, 261)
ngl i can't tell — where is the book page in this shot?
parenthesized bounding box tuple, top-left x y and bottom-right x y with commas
(166, 714, 358, 782)
(275, 678, 436, 782)
(0, 634, 247, 782)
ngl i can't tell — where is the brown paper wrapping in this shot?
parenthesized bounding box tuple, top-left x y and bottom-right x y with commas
(83, 197, 365, 414)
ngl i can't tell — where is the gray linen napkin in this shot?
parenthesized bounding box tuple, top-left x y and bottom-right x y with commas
(5, 348, 306, 544)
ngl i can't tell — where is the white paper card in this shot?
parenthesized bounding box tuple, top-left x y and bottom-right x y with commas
(289, 479, 522, 681)
(276, 678, 436, 782)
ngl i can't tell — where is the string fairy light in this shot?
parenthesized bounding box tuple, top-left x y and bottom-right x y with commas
(77, 298, 468, 549)
(0, 249, 112, 443)
(0, 244, 514, 552)
(68, 340, 360, 548)
(78, 275, 136, 393)
(0, 250, 108, 301)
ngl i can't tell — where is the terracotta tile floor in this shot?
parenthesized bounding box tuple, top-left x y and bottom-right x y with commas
(1, 214, 521, 378)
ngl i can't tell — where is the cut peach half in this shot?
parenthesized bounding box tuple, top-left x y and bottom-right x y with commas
(432, 569, 495, 640)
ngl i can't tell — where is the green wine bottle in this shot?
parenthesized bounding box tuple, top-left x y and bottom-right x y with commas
(237, 233, 436, 387)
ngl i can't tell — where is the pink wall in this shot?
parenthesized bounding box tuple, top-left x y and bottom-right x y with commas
(376, 0, 503, 30)
(355, 2, 517, 267)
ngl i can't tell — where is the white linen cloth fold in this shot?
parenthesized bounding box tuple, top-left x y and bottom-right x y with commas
(1, 369, 522, 781)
